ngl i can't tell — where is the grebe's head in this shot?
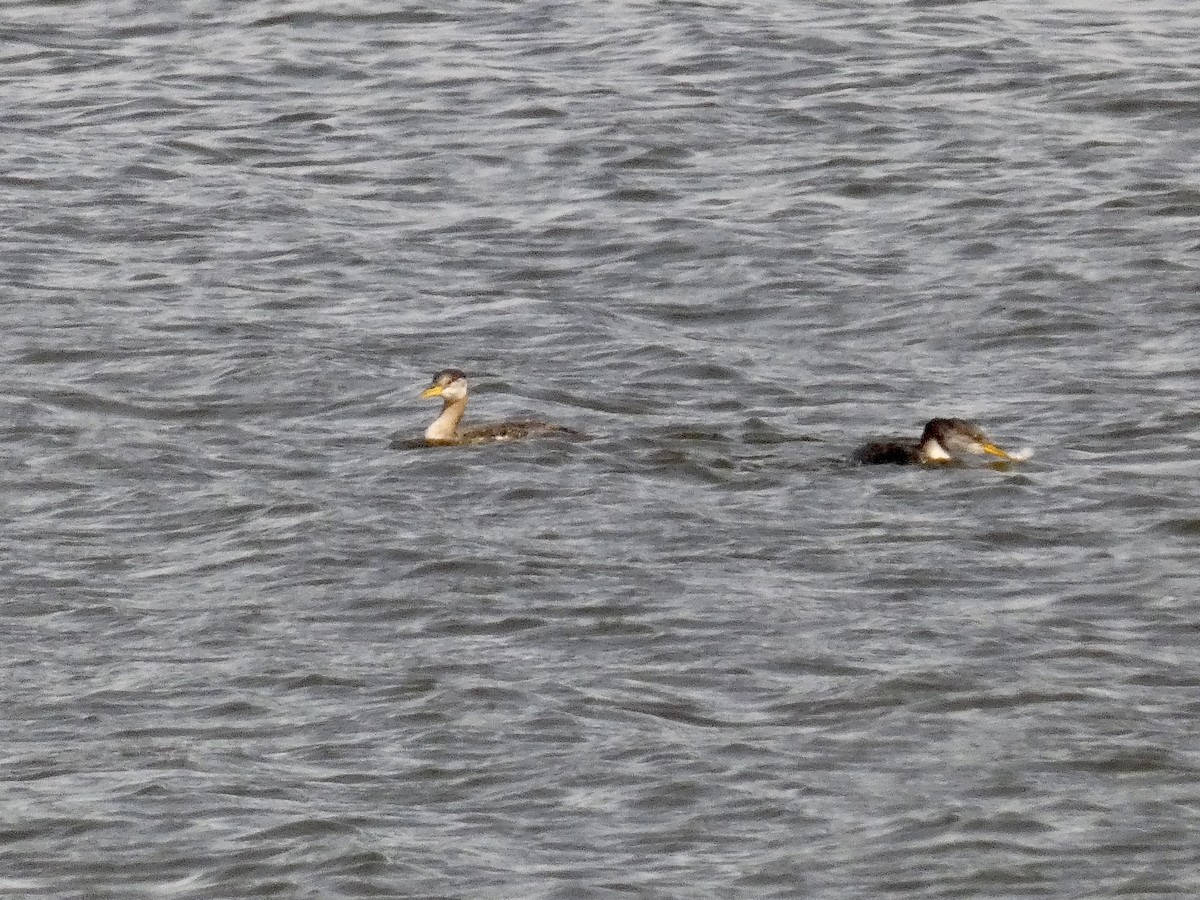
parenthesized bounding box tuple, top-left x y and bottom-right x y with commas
(920, 418, 1013, 462)
(420, 368, 468, 402)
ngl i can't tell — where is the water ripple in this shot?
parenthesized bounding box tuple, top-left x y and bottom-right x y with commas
(3, 1, 1200, 898)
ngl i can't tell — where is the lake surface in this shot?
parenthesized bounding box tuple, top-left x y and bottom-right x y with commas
(3, 1, 1199, 897)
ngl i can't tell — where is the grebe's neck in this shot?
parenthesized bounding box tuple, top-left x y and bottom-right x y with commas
(425, 396, 467, 444)
(917, 436, 952, 463)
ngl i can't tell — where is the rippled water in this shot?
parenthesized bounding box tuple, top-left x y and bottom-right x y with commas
(4, 1, 1199, 897)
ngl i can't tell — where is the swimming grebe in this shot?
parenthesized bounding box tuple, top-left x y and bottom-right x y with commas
(419, 368, 578, 446)
(854, 418, 1018, 465)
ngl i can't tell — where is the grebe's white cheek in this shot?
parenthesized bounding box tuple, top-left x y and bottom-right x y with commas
(443, 381, 468, 401)
(924, 440, 952, 461)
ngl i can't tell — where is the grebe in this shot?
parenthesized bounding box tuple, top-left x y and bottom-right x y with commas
(854, 418, 1019, 465)
(419, 368, 578, 446)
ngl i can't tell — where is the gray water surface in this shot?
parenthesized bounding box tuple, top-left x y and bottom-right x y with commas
(3, 2, 1199, 898)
